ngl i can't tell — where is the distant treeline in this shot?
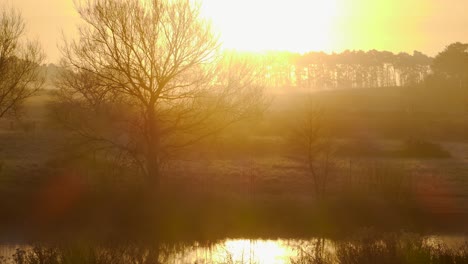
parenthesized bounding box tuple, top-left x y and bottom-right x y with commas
(260, 50, 433, 89)
(41, 50, 437, 90)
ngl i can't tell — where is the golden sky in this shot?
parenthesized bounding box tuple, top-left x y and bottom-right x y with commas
(8, 0, 468, 63)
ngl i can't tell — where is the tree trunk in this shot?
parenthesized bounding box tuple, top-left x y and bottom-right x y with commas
(145, 104, 164, 234)
(146, 105, 161, 193)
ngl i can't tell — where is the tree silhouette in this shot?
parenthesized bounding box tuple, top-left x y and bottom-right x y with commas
(263, 50, 432, 90)
(0, 7, 44, 118)
(432, 42, 468, 89)
(55, 0, 265, 190)
(289, 99, 335, 200)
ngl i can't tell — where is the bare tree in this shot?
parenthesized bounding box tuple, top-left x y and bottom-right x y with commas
(289, 99, 336, 200)
(55, 0, 266, 189)
(0, 7, 45, 118)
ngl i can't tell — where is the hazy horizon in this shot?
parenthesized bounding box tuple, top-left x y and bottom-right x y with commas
(7, 0, 468, 63)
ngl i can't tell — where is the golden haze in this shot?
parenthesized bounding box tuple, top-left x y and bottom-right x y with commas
(7, 0, 468, 62)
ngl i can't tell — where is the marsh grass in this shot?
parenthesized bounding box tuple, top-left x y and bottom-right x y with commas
(292, 231, 468, 264)
(0, 233, 467, 264)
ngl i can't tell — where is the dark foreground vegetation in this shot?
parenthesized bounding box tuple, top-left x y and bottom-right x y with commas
(292, 231, 468, 264)
(0, 231, 467, 264)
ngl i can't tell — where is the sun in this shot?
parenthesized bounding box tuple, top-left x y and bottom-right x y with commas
(200, 0, 341, 53)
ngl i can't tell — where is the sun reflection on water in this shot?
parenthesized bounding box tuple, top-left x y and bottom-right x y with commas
(169, 239, 298, 264)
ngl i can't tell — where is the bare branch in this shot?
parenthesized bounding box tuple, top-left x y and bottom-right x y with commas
(56, 0, 266, 186)
(0, 7, 45, 118)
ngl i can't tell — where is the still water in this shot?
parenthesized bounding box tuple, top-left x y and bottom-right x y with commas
(1, 239, 302, 263)
(166, 239, 304, 263)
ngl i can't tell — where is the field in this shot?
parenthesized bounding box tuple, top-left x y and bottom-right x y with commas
(0, 86, 467, 243)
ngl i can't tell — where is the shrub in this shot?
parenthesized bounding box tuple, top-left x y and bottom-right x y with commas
(397, 139, 451, 158)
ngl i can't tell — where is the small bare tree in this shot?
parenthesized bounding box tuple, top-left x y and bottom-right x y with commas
(0, 7, 44, 118)
(54, 0, 266, 189)
(290, 99, 336, 200)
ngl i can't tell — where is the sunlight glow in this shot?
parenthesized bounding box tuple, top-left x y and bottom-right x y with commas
(219, 240, 295, 263)
(10, 0, 468, 62)
(168, 239, 297, 263)
(200, 0, 341, 53)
